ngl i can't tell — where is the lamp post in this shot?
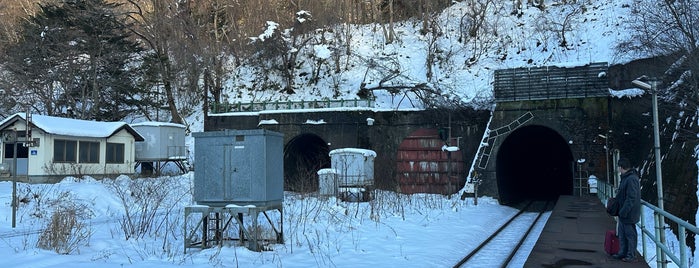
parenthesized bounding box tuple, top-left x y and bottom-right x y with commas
(577, 158, 585, 196)
(597, 133, 610, 184)
(632, 77, 666, 267)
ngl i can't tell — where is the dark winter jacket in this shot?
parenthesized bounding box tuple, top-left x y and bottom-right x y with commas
(616, 169, 641, 224)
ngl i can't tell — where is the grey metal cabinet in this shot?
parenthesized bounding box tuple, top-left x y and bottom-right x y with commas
(193, 129, 283, 206)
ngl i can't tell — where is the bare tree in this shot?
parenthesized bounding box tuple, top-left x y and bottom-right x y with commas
(0, 0, 49, 49)
(460, 0, 493, 41)
(457, 0, 498, 66)
(554, 4, 584, 48)
(124, 0, 184, 124)
(617, 0, 699, 108)
(619, 0, 697, 57)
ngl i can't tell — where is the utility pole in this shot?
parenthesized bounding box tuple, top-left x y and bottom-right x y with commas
(11, 131, 17, 228)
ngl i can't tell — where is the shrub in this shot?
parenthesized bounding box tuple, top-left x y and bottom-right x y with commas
(36, 205, 92, 254)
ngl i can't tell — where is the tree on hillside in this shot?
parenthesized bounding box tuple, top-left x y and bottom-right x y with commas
(124, 0, 185, 124)
(0, 0, 56, 51)
(621, 0, 697, 55)
(249, 11, 319, 95)
(179, 0, 238, 127)
(125, 0, 241, 125)
(2, 0, 143, 121)
(617, 0, 698, 126)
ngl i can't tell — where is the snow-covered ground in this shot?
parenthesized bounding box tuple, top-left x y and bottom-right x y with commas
(0, 175, 550, 267)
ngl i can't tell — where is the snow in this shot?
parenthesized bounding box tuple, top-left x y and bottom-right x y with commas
(296, 11, 311, 24)
(304, 119, 326, 125)
(255, 21, 279, 42)
(257, 119, 279, 126)
(211, 107, 425, 117)
(313, 45, 331, 60)
(442, 145, 460, 152)
(130, 122, 186, 129)
(317, 168, 339, 175)
(0, 176, 550, 268)
(329, 148, 377, 158)
(609, 88, 646, 98)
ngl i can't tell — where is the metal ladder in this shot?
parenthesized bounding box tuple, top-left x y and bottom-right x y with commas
(475, 112, 534, 169)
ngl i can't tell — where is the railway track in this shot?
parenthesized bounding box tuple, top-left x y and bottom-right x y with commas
(453, 200, 554, 268)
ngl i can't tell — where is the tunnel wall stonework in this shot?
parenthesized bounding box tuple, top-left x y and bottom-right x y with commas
(206, 96, 662, 203)
(206, 108, 490, 192)
(476, 97, 611, 199)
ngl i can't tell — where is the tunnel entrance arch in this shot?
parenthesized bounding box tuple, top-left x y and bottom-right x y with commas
(284, 133, 330, 192)
(496, 125, 573, 205)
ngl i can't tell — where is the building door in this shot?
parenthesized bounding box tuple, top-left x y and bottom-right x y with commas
(223, 143, 251, 200)
(3, 143, 29, 176)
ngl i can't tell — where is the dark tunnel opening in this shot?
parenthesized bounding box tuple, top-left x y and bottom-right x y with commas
(496, 125, 574, 205)
(284, 133, 331, 192)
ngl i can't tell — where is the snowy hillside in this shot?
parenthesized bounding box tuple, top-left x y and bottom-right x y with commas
(211, 0, 636, 115)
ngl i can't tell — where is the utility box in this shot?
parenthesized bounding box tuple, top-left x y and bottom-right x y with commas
(317, 168, 338, 197)
(329, 148, 376, 187)
(132, 122, 187, 161)
(192, 129, 283, 207)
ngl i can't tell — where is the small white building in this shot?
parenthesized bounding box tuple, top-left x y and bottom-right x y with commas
(131, 122, 188, 175)
(0, 113, 144, 183)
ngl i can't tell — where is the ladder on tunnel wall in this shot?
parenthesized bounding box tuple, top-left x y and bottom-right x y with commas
(476, 112, 534, 169)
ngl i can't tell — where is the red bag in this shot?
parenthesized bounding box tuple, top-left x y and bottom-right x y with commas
(605, 229, 620, 255)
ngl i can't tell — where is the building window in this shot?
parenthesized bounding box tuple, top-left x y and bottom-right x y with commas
(79, 141, 100, 163)
(106, 143, 125, 163)
(4, 143, 29, 158)
(54, 140, 77, 163)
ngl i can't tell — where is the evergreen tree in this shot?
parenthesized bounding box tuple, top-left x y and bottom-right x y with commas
(3, 0, 144, 121)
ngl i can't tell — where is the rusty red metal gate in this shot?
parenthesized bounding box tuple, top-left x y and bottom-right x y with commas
(395, 128, 465, 194)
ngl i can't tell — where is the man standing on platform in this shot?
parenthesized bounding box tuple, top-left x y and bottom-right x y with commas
(612, 157, 641, 262)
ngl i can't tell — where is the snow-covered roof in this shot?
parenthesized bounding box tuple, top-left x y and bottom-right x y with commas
(0, 113, 144, 141)
(130, 121, 186, 129)
(329, 148, 377, 157)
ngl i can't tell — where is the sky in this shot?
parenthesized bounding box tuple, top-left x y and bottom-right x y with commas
(0, 0, 695, 267)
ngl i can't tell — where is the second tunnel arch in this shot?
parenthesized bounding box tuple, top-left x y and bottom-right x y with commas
(495, 125, 574, 205)
(283, 133, 330, 192)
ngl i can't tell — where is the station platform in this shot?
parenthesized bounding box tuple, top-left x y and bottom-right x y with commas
(525, 195, 649, 267)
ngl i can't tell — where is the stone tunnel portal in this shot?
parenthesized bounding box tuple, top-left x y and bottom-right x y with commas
(496, 125, 574, 205)
(283, 133, 331, 192)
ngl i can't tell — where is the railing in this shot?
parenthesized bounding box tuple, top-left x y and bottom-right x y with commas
(597, 179, 694, 268)
(210, 98, 375, 113)
(167, 146, 187, 160)
(574, 176, 593, 196)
